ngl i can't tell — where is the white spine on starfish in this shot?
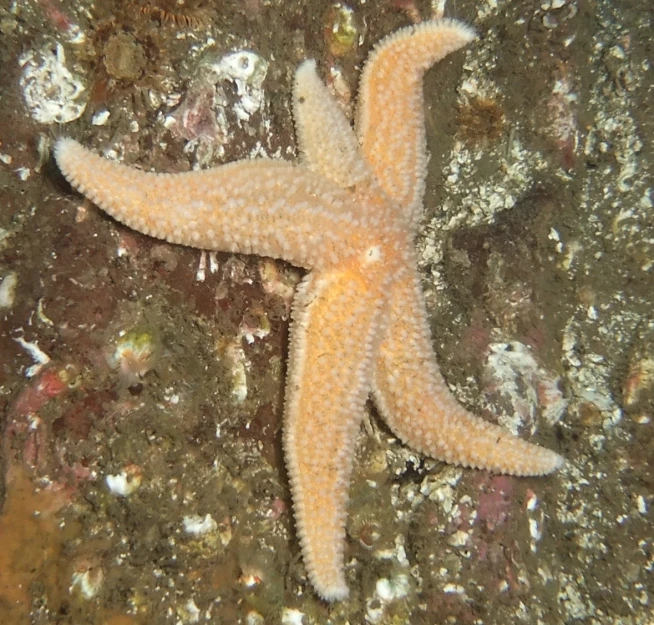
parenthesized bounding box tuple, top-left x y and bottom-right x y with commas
(372, 270, 564, 476)
(283, 262, 390, 601)
(356, 19, 476, 228)
(55, 138, 370, 271)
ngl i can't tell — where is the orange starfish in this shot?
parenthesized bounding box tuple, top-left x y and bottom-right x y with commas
(55, 18, 563, 601)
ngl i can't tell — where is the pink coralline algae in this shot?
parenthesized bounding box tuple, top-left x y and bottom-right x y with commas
(12, 367, 68, 418)
(475, 474, 515, 532)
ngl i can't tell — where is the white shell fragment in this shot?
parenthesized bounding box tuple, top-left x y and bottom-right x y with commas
(182, 514, 218, 536)
(177, 598, 201, 624)
(280, 608, 305, 625)
(0, 272, 18, 310)
(70, 567, 104, 599)
(13, 334, 51, 378)
(105, 465, 143, 496)
(207, 51, 269, 123)
(91, 109, 110, 126)
(485, 341, 568, 434)
(19, 43, 87, 124)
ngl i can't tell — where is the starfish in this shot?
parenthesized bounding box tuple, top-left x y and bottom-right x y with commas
(55, 18, 564, 601)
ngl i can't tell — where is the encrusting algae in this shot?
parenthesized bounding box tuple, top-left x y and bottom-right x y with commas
(0, 468, 70, 622)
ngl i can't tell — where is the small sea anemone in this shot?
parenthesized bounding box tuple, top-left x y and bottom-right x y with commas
(107, 330, 158, 385)
(456, 95, 505, 146)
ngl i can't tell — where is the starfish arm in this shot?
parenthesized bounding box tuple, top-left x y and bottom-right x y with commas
(55, 138, 368, 270)
(283, 265, 387, 601)
(356, 19, 476, 227)
(293, 60, 370, 189)
(372, 269, 564, 476)
(293, 61, 400, 223)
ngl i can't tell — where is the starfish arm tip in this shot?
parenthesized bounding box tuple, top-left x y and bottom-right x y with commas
(296, 58, 317, 77)
(438, 17, 477, 42)
(316, 580, 350, 602)
(526, 444, 566, 476)
(54, 136, 79, 166)
(499, 444, 565, 477)
(547, 449, 566, 473)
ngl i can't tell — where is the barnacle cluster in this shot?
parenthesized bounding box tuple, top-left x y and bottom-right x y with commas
(139, 0, 214, 29)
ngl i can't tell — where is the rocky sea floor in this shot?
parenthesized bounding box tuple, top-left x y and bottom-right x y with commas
(0, 0, 652, 623)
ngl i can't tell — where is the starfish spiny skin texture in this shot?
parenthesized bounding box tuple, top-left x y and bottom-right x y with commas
(55, 18, 564, 602)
